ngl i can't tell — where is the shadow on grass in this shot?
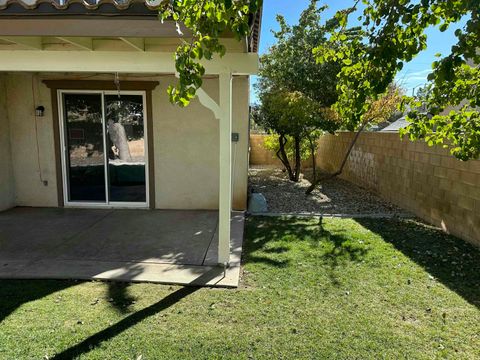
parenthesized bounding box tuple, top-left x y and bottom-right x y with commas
(50, 267, 225, 359)
(52, 286, 198, 360)
(356, 218, 480, 309)
(320, 228, 369, 285)
(244, 216, 369, 284)
(107, 281, 138, 314)
(0, 280, 77, 323)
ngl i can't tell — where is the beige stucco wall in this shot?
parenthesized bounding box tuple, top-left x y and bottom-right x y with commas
(5, 73, 58, 207)
(0, 74, 15, 210)
(153, 76, 249, 210)
(1, 72, 249, 210)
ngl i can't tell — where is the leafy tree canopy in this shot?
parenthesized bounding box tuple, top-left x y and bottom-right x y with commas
(253, 2, 342, 182)
(159, 0, 262, 107)
(254, 90, 340, 138)
(314, 0, 479, 160)
(252, 89, 339, 181)
(256, 1, 340, 106)
(254, 1, 402, 185)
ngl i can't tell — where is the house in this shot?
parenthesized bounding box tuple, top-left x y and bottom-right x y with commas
(380, 116, 409, 132)
(0, 0, 261, 286)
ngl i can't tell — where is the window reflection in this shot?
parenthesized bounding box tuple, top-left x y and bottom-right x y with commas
(105, 95, 146, 202)
(64, 93, 106, 202)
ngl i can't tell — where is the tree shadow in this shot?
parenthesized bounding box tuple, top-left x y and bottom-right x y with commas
(244, 216, 369, 285)
(0, 279, 78, 323)
(243, 216, 318, 268)
(319, 228, 369, 286)
(355, 217, 480, 309)
(101, 263, 147, 314)
(106, 281, 138, 314)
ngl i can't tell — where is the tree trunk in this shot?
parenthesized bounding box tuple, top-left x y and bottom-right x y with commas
(108, 120, 132, 162)
(293, 136, 301, 182)
(308, 135, 317, 183)
(305, 122, 367, 195)
(275, 134, 295, 181)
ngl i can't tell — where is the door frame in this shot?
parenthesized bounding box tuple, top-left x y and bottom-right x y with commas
(58, 90, 149, 209)
(44, 80, 159, 209)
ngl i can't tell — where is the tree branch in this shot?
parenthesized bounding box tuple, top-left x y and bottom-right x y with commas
(305, 122, 367, 195)
(276, 134, 295, 181)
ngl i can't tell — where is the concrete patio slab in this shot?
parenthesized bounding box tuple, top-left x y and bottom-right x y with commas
(0, 207, 245, 287)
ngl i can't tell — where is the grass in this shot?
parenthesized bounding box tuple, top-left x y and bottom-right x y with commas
(0, 216, 479, 359)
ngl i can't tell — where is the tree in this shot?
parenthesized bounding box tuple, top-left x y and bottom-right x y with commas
(107, 120, 132, 162)
(314, 0, 479, 161)
(253, 90, 338, 182)
(159, 0, 262, 107)
(254, 1, 342, 182)
(305, 84, 403, 193)
(257, 1, 341, 105)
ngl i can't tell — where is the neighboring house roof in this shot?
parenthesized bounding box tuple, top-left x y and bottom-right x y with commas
(380, 117, 409, 132)
(0, 0, 262, 52)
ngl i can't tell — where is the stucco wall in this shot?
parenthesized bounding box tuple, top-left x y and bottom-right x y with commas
(0, 74, 15, 210)
(5, 73, 58, 207)
(152, 75, 249, 210)
(3, 73, 249, 210)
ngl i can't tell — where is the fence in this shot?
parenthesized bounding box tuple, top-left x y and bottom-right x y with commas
(249, 134, 282, 167)
(250, 132, 480, 247)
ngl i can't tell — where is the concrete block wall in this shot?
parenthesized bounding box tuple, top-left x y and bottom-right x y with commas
(249, 132, 480, 247)
(249, 134, 282, 167)
(316, 132, 480, 247)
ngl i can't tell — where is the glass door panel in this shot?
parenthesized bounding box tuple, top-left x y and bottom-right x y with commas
(105, 95, 146, 203)
(63, 93, 106, 202)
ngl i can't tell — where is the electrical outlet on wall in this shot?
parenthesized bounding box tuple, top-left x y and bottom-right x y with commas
(231, 133, 239, 142)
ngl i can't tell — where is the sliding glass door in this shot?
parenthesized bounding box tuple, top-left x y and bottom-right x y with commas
(60, 91, 148, 207)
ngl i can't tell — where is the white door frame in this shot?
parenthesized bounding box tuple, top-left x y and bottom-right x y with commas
(58, 89, 150, 209)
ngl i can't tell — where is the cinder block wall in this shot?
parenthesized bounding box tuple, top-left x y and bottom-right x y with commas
(316, 132, 480, 247)
(249, 132, 480, 247)
(249, 134, 282, 167)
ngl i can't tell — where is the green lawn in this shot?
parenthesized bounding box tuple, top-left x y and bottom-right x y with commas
(1, 217, 479, 359)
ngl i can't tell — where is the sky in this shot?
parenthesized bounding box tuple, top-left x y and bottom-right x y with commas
(251, 0, 467, 103)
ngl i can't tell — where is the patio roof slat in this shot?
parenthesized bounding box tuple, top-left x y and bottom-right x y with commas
(56, 36, 93, 51)
(119, 37, 144, 52)
(0, 36, 42, 49)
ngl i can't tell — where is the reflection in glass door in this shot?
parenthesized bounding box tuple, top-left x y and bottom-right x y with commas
(105, 95, 146, 203)
(60, 91, 148, 207)
(63, 93, 106, 202)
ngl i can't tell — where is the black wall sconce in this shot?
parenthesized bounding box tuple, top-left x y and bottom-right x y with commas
(35, 106, 45, 117)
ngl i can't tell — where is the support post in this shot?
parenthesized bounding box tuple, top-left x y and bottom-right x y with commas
(218, 72, 233, 265)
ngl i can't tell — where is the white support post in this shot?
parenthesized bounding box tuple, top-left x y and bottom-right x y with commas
(218, 72, 233, 265)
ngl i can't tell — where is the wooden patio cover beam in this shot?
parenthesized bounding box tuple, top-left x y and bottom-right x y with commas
(0, 50, 259, 75)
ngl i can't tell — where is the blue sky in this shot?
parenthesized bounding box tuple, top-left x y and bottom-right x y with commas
(251, 0, 466, 102)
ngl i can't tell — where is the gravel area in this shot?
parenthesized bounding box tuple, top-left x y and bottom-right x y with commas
(248, 168, 410, 216)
